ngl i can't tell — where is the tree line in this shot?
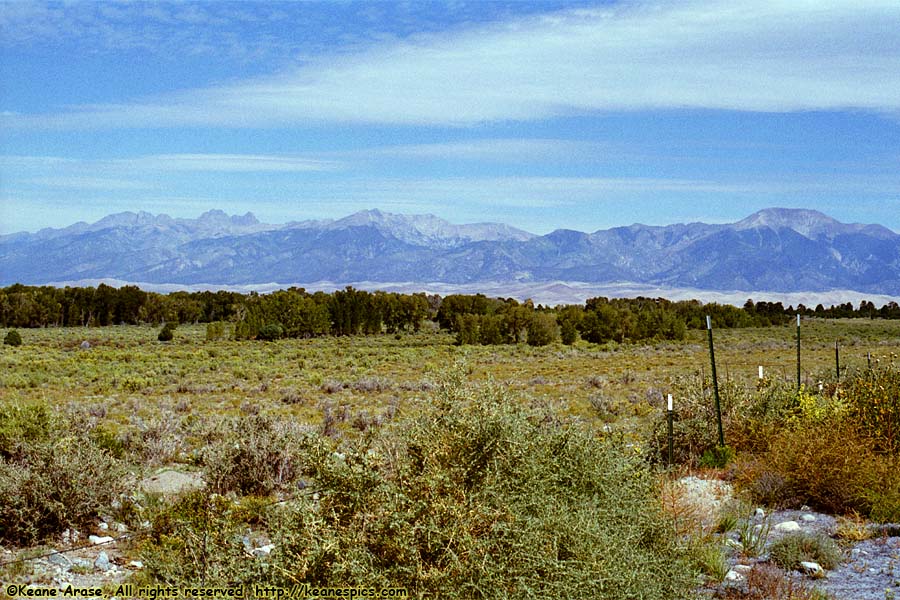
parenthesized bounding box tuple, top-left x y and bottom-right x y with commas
(1, 283, 898, 346)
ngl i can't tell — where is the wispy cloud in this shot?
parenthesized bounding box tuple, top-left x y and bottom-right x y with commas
(2, 154, 339, 175)
(24, 176, 150, 191)
(7, 0, 900, 129)
(361, 138, 610, 162)
(128, 154, 340, 172)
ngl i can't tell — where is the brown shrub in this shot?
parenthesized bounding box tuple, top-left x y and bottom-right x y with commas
(733, 419, 881, 514)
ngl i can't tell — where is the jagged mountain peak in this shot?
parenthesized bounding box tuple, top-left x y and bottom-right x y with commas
(93, 210, 170, 229)
(196, 209, 260, 227)
(325, 209, 535, 247)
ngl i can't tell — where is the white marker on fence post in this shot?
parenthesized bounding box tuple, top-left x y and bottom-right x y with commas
(758, 365, 764, 380)
(666, 394, 674, 467)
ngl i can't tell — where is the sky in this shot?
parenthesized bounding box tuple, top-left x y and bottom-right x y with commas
(2, 0, 900, 235)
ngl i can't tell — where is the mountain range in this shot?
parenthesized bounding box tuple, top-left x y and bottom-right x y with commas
(2, 208, 899, 299)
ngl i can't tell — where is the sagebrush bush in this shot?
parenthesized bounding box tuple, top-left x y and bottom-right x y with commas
(647, 372, 755, 466)
(141, 370, 698, 599)
(0, 436, 127, 544)
(200, 414, 314, 496)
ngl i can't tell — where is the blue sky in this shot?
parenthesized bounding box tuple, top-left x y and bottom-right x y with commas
(2, 0, 900, 235)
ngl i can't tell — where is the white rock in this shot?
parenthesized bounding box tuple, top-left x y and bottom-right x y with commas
(129, 561, 144, 569)
(98, 522, 109, 531)
(801, 505, 811, 511)
(114, 522, 127, 533)
(754, 507, 765, 518)
(725, 569, 745, 582)
(94, 551, 111, 572)
(88, 535, 114, 545)
(800, 561, 824, 577)
(252, 544, 276, 557)
(775, 521, 801, 533)
(800, 514, 817, 522)
(48, 552, 71, 568)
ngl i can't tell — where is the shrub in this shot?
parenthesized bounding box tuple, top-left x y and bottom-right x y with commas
(199, 414, 313, 496)
(267, 374, 696, 598)
(138, 491, 265, 587)
(158, 322, 176, 342)
(733, 419, 881, 514)
(646, 373, 752, 466)
(720, 564, 831, 600)
(205, 321, 227, 341)
(3, 329, 22, 346)
(0, 436, 127, 544)
(0, 400, 56, 459)
(699, 445, 735, 469)
(841, 366, 900, 454)
(866, 457, 900, 523)
(769, 532, 842, 571)
(257, 323, 284, 341)
(143, 371, 698, 598)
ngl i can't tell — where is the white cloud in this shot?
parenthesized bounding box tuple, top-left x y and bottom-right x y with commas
(24, 176, 150, 191)
(361, 138, 609, 162)
(127, 154, 340, 172)
(7, 0, 900, 129)
(1, 153, 339, 175)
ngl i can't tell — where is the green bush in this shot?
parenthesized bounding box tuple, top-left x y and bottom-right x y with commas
(699, 445, 735, 469)
(3, 329, 22, 346)
(0, 400, 56, 459)
(0, 436, 127, 544)
(257, 323, 284, 341)
(769, 532, 842, 571)
(205, 321, 227, 341)
(267, 374, 696, 598)
(138, 491, 265, 587)
(142, 371, 698, 598)
(158, 322, 176, 342)
(841, 366, 900, 454)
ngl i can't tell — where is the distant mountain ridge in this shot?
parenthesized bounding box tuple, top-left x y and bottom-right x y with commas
(2, 208, 899, 296)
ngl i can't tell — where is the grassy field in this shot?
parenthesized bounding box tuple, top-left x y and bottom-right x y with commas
(2, 319, 898, 427)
